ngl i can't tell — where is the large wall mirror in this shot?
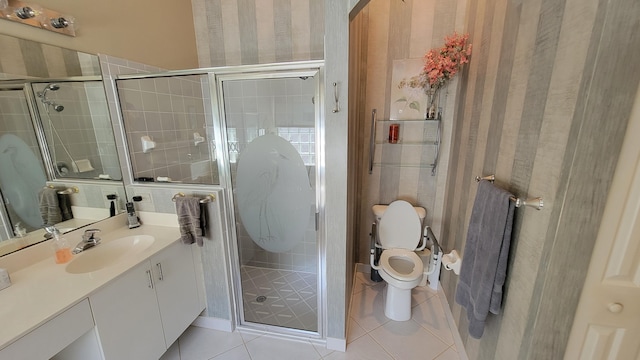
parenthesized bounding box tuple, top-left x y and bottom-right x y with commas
(0, 33, 126, 257)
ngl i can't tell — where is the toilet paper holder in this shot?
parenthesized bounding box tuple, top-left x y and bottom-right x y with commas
(442, 250, 462, 275)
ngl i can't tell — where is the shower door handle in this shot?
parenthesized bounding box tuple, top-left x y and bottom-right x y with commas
(368, 109, 377, 174)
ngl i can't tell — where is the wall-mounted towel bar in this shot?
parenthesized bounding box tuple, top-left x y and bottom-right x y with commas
(475, 175, 543, 210)
(46, 185, 79, 195)
(171, 192, 216, 204)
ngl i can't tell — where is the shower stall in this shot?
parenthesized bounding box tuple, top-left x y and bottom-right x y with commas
(218, 69, 323, 334)
(115, 61, 325, 337)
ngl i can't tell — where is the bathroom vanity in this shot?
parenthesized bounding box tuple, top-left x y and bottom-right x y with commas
(0, 214, 204, 359)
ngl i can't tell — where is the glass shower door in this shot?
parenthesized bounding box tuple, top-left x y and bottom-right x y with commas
(222, 74, 320, 333)
(0, 86, 47, 240)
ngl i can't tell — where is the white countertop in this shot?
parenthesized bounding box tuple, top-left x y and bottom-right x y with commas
(0, 215, 181, 351)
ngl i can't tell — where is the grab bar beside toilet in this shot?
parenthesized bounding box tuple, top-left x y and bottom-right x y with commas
(370, 222, 381, 270)
(422, 226, 443, 276)
(424, 226, 440, 256)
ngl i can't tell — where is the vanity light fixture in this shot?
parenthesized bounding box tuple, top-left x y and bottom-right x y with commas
(14, 6, 35, 19)
(0, 0, 76, 36)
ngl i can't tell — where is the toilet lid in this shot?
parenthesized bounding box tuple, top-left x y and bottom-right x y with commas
(378, 200, 422, 250)
(380, 249, 424, 281)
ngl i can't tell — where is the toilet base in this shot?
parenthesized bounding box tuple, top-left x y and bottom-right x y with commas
(384, 284, 412, 321)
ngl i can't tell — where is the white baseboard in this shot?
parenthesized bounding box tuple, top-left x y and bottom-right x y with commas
(192, 316, 233, 332)
(326, 337, 346, 352)
(437, 283, 468, 360)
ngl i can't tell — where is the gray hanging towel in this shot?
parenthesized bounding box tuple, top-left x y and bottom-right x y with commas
(175, 196, 204, 247)
(57, 193, 74, 221)
(38, 187, 62, 226)
(455, 180, 515, 339)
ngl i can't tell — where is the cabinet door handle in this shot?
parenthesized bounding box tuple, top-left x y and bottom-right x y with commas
(156, 263, 164, 281)
(146, 269, 154, 289)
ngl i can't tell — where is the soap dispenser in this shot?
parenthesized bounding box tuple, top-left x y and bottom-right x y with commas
(107, 194, 117, 217)
(45, 226, 73, 264)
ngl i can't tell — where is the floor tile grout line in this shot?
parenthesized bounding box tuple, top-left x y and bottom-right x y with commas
(410, 296, 456, 347)
(431, 344, 456, 360)
(410, 317, 455, 348)
(364, 332, 402, 360)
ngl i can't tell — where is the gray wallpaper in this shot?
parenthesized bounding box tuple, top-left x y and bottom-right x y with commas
(0, 34, 100, 79)
(439, 0, 640, 358)
(350, 0, 640, 358)
(191, 0, 324, 67)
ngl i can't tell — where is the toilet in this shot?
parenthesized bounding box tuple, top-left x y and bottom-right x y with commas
(370, 200, 427, 321)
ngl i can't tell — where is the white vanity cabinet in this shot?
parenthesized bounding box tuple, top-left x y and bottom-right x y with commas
(0, 300, 96, 360)
(90, 241, 201, 359)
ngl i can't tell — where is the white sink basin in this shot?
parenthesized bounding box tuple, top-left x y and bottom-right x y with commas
(65, 235, 155, 274)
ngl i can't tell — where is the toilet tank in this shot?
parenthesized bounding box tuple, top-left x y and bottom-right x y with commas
(372, 204, 426, 224)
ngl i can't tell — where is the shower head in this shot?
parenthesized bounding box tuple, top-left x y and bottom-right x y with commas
(38, 83, 64, 111)
(39, 83, 60, 99)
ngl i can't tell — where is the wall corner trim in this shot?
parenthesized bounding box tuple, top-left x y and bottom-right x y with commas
(192, 316, 233, 332)
(326, 337, 347, 352)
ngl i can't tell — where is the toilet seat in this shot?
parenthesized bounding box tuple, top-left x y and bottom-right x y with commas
(378, 200, 422, 250)
(379, 249, 424, 282)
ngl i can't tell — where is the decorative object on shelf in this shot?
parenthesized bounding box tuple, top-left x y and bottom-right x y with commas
(388, 124, 399, 144)
(0, 0, 76, 36)
(390, 59, 429, 120)
(399, 32, 472, 119)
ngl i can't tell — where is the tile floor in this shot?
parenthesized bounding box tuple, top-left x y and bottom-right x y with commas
(241, 266, 317, 332)
(161, 271, 462, 360)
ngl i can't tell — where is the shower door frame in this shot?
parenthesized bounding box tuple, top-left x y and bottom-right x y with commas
(212, 61, 326, 339)
(0, 82, 44, 239)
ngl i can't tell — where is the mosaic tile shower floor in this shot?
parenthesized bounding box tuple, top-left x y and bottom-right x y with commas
(240, 266, 318, 332)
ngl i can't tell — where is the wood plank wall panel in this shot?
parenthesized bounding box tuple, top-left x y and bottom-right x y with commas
(192, 0, 324, 67)
(439, 0, 640, 358)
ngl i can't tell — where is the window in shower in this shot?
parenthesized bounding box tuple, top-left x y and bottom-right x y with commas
(222, 74, 320, 333)
(277, 127, 315, 166)
(116, 75, 219, 185)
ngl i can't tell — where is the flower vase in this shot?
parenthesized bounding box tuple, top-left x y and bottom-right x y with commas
(426, 88, 439, 120)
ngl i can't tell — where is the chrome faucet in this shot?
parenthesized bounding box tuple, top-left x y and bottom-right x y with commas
(73, 229, 101, 254)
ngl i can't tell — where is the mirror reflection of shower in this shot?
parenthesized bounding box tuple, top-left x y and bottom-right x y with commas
(30, 80, 122, 181)
(36, 83, 78, 177)
(37, 83, 65, 112)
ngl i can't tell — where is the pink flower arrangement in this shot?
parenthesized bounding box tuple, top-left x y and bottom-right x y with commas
(424, 32, 472, 90)
(399, 32, 472, 95)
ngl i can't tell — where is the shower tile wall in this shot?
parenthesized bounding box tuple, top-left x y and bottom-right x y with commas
(85, 82, 121, 180)
(117, 76, 217, 184)
(0, 90, 40, 153)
